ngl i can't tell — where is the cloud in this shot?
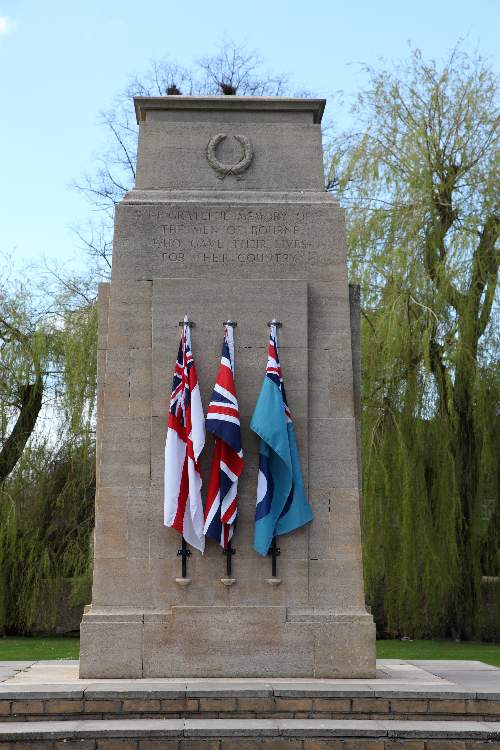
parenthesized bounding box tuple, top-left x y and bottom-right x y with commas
(0, 16, 13, 35)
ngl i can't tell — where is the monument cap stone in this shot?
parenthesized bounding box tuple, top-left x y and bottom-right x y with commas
(132, 95, 326, 192)
(80, 93, 376, 679)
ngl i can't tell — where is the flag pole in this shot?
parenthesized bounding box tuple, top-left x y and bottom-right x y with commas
(222, 319, 238, 584)
(177, 316, 193, 581)
(267, 320, 282, 584)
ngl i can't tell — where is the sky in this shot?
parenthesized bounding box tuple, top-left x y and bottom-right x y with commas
(0, 0, 498, 271)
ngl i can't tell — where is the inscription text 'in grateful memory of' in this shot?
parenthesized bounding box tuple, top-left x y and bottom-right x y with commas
(144, 207, 324, 267)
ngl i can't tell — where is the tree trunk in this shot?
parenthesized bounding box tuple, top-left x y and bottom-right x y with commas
(0, 375, 43, 485)
(452, 342, 480, 638)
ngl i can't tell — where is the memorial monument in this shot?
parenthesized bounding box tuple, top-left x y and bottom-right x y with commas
(79, 95, 376, 678)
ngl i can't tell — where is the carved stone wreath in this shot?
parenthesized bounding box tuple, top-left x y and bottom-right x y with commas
(206, 133, 253, 179)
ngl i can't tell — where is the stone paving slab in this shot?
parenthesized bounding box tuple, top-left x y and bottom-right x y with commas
(0, 670, 17, 679)
(271, 682, 377, 697)
(0, 664, 35, 683)
(409, 660, 500, 671)
(421, 670, 500, 685)
(35, 660, 80, 666)
(383, 719, 500, 738)
(0, 718, 498, 740)
(85, 682, 186, 699)
(0, 719, 182, 739)
(276, 719, 390, 737)
(183, 718, 280, 736)
(184, 681, 274, 697)
(0, 684, 86, 698)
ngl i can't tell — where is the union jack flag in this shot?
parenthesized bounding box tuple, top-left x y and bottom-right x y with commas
(164, 317, 205, 553)
(204, 324, 244, 549)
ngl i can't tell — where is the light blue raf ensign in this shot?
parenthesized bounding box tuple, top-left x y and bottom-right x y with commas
(251, 340, 313, 556)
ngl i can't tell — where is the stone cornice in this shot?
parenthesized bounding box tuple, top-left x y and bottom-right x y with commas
(134, 96, 326, 124)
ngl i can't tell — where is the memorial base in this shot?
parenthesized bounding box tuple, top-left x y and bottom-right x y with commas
(79, 606, 376, 679)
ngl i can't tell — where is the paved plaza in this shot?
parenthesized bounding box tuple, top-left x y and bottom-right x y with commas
(1, 659, 499, 697)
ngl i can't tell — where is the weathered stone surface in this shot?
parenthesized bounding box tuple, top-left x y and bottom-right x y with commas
(80, 96, 375, 678)
(303, 741, 344, 750)
(79, 622, 143, 679)
(44, 701, 83, 715)
(138, 741, 177, 750)
(84, 701, 122, 714)
(178, 741, 219, 750)
(10, 701, 44, 715)
(467, 699, 500, 715)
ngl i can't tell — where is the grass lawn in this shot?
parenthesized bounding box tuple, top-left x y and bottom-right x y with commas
(377, 639, 500, 667)
(0, 637, 499, 666)
(0, 637, 80, 660)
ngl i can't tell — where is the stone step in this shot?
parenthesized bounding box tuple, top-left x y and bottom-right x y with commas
(1, 686, 499, 723)
(0, 718, 499, 748)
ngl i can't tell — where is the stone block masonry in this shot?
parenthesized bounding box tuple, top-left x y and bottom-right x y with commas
(79, 95, 376, 678)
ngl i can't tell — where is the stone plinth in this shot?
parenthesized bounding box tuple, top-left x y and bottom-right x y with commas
(80, 96, 376, 678)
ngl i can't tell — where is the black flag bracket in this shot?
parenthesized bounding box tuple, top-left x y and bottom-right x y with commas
(176, 538, 192, 586)
(221, 540, 236, 587)
(266, 536, 282, 586)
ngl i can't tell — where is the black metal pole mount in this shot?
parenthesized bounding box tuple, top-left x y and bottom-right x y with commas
(223, 540, 236, 576)
(269, 536, 281, 578)
(177, 537, 191, 578)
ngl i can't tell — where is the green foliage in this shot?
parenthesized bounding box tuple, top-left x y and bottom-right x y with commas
(0, 267, 97, 634)
(0, 441, 95, 635)
(329, 46, 499, 639)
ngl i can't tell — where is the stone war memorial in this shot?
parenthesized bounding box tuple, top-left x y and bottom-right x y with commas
(79, 94, 376, 679)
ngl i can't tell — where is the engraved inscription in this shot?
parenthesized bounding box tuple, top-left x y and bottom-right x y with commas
(147, 207, 321, 267)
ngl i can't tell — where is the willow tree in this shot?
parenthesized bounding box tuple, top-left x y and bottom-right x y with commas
(329, 47, 499, 638)
(0, 265, 98, 632)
